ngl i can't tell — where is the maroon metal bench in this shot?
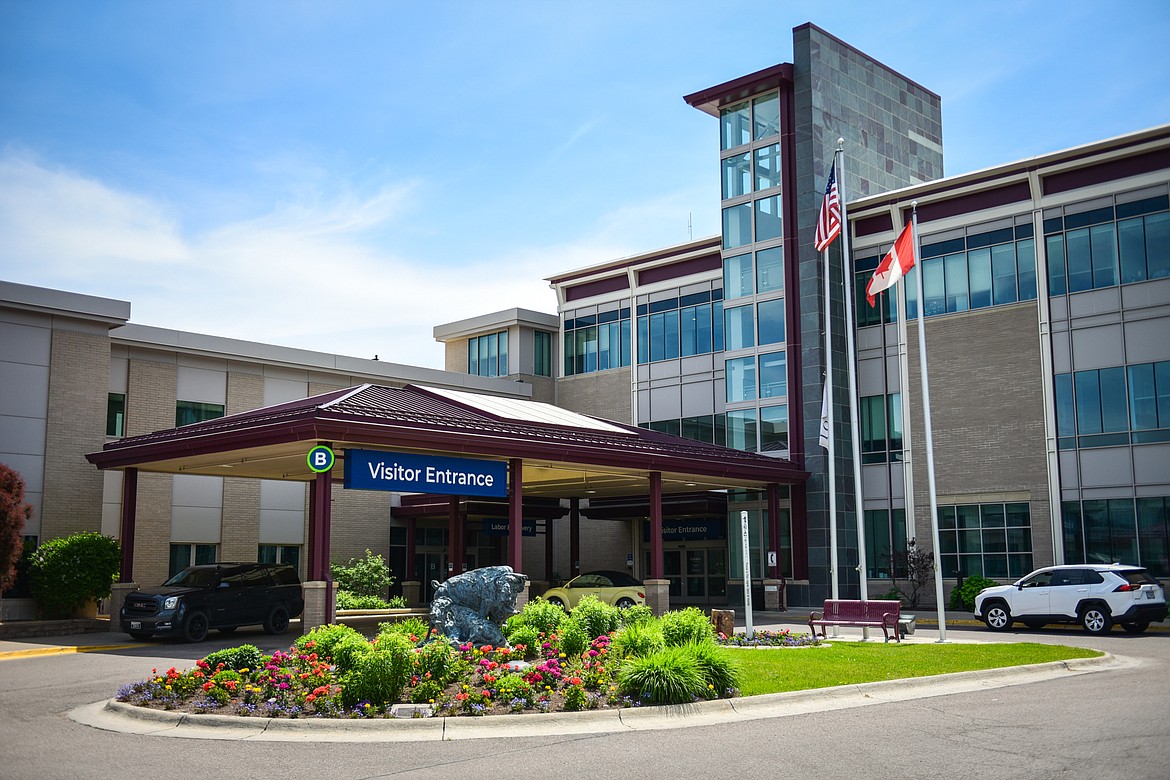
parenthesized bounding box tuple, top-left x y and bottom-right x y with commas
(808, 599, 903, 642)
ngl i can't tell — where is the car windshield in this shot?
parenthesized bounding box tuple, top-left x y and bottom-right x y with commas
(162, 568, 220, 588)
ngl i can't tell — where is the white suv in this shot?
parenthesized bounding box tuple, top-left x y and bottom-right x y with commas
(974, 564, 1167, 635)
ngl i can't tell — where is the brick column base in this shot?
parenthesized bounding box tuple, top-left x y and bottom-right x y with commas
(109, 583, 138, 629)
(401, 581, 421, 608)
(643, 578, 670, 616)
(302, 581, 336, 634)
(763, 578, 786, 611)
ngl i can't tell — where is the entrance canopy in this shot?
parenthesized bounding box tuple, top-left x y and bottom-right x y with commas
(87, 383, 807, 497)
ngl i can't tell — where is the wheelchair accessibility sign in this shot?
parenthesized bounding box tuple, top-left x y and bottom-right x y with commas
(307, 445, 335, 473)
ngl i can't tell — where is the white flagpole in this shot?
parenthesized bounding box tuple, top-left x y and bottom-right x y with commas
(910, 202, 948, 642)
(837, 142, 870, 616)
(823, 216, 840, 608)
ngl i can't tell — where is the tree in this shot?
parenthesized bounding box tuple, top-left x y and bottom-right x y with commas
(330, 549, 395, 599)
(0, 464, 33, 593)
(889, 538, 935, 609)
(30, 532, 121, 617)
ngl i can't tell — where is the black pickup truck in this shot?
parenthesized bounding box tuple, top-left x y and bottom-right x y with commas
(120, 562, 304, 642)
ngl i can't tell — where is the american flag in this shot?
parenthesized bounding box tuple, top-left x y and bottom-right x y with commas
(814, 162, 841, 252)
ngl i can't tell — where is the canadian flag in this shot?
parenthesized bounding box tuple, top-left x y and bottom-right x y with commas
(866, 221, 916, 307)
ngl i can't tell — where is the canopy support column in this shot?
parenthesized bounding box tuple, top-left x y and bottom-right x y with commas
(570, 497, 580, 578)
(645, 471, 669, 616)
(306, 460, 334, 631)
(508, 459, 523, 572)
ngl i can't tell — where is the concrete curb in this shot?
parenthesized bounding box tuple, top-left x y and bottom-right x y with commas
(69, 652, 1119, 742)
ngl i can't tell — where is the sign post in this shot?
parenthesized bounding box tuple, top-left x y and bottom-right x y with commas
(740, 510, 754, 639)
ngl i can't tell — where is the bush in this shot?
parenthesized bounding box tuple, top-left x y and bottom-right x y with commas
(201, 645, 263, 673)
(568, 595, 621, 639)
(616, 645, 708, 705)
(505, 624, 540, 658)
(512, 597, 565, 635)
(415, 638, 462, 685)
(660, 607, 715, 647)
(619, 603, 654, 627)
(331, 634, 374, 673)
(335, 592, 390, 610)
(29, 532, 120, 617)
(684, 641, 741, 697)
(330, 549, 395, 599)
(611, 619, 665, 659)
(340, 633, 413, 709)
(558, 618, 588, 658)
(293, 623, 365, 662)
(950, 575, 1000, 612)
(377, 617, 430, 644)
(386, 595, 407, 609)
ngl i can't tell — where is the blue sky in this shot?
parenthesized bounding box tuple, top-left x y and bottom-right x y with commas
(2, 1, 1168, 368)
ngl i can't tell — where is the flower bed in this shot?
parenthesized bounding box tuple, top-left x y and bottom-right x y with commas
(115, 602, 819, 719)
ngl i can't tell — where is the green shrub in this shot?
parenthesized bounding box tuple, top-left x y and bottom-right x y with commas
(563, 680, 588, 711)
(684, 641, 741, 697)
(293, 623, 365, 661)
(505, 624, 540, 658)
(514, 597, 565, 635)
(331, 634, 374, 673)
(386, 595, 407, 609)
(29, 532, 120, 617)
(330, 549, 395, 599)
(950, 575, 1000, 611)
(340, 632, 414, 709)
(415, 638, 461, 685)
(377, 617, 430, 644)
(201, 644, 262, 672)
(619, 603, 654, 627)
(558, 617, 588, 658)
(660, 607, 715, 647)
(409, 678, 446, 704)
(335, 591, 390, 610)
(611, 619, 665, 659)
(569, 595, 621, 638)
(616, 645, 708, 705)
(493, 673, 533, 706)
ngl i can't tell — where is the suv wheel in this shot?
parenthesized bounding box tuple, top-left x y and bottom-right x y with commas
(263, 605, 290, 634)
(1080, 604, 1113, 635)
(182, 612, 209, 643)
(983, 601, 1013, 631)
(1121, 621, 1149, 634)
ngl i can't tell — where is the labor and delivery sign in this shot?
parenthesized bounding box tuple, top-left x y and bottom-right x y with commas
(343, 449, 508, 498)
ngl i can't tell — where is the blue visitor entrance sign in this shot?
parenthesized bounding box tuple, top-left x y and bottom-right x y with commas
(343, 449, 508, 498)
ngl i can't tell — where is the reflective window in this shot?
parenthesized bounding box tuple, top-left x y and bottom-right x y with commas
(565, 308, 629, 376)
(752, 93, 779, 139)
(468, 331, 509, 377)
(1046, 196, 1169, 294)
(757, 298, 785, 345)
(758, 351, 786, 399)
(534, 330, 552, 377)
(903, 230, 1037, 320)
(756, 246, 784, 293)
(759, 405, 787, 452)
(724, 305, 755, 350)
(723, 253, 753, 299)
(176, 401, 224, 427)
(725, 409, 757, 452)
(725, 357, 757, 402)
(754, 195, 783, 242)
(720, 101, 751, 150)
(722, 152, 751, 199)
(860, 393, 903, 464)
(938, 502, 1032, 579)
(754, 144, 781, 191)
(106, 393, 125, 437)
(723, 203, 752, 249)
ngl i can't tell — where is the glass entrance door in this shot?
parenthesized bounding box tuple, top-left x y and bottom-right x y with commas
(415, 551, 448, 602)
(656, 545, 727, 605)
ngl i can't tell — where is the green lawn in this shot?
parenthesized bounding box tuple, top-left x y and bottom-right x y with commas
(728, 642, 1102, 696)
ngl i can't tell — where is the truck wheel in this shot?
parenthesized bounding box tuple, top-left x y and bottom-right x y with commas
(263, 605, 290, 634)
(182, 612, 209, 643)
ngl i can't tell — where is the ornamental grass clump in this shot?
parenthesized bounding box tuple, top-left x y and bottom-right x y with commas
(509, 597, 566, 635)
(684, 641, 741, 698)
(618, 603, 654, 627)
(611, 619, 665, 659)
(340, 633, 413, 710)
(293, 623, 365, 662)
(616, 645, 708, 705)
(569, 595, 621, 638)
(200, 644, 262, 673)
(377, 616, 431, 645)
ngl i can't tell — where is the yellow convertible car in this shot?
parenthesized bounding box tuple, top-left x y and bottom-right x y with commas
(542, 570, 645, 610)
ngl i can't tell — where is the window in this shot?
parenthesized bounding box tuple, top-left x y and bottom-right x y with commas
(468, 331, 508, 377)
(1128, 361, 1170, 442)
(1057, 360, 1170, 448)
(258, 544, 301, 570)
(754, 144, 780, 191)
(175, 401, 224, 427)
(169, 543, 217, 578)
(758, 351, 787, 399)
(864, 508, 907, 579)
(860, 393, 903, 463)
(106, 393, 125, 437)
(1073, 367, 1129, 446)
(722, 153, 751, 199)
(533, 330, 552, 377)
(756, 246, 783, 293)
(725, 409, 757, 452)
(938, 502, 1032, 579)
(723, 203, 752, 249)
(1064, 499, 1141, 569)
(754, 195, 782, 242)
(642, 414, 727, 446)
(855, 255, 898, 327)
(757, 298, 785, 345)
(636, 293, 722, 365)
(723, 253, 753, 299)
(759, 405, 787, 452)
(1046, 195, 1169, 294)
(752, 93, 779, 140)
(564, 308, 629, 376)
(724, 305, 755, 350)
(719, 101, 751, 150)
(904, 225, 1036, 319)
(725, 357, 757, 403)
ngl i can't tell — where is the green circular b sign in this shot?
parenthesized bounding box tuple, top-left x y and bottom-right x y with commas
(307, 445, 335, 473)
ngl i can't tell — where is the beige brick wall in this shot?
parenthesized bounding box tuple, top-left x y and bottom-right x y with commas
(444, 339, 469, 373)
(124, 359, 178, 584)
(40, 329, 110, 540)
(327, 483, 392, 571)
(556, 369, 632, 423)
(906, 304, 1054, 566)
(220, 372, 265, 562)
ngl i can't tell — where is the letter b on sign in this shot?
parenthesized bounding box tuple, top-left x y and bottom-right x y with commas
(307, 445, 335, 473)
